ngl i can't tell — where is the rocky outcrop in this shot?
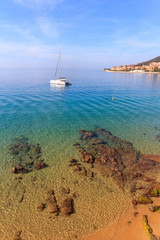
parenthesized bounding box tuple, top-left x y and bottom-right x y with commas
(80, 151, 94, 163)
(71, 128, 160, 199)
(46, 190, 59, 214)
(61, 198, 73, 216)
(9, 136, 47, 174)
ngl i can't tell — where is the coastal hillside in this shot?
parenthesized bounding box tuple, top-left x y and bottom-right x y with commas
(136, 56, 160, 66)
(107, 56, 160, 72)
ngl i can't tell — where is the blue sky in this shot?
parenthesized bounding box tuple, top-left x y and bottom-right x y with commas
(0, 0, 160, 69)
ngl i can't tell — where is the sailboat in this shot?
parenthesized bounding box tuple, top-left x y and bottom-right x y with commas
(50, 50, 72, 86)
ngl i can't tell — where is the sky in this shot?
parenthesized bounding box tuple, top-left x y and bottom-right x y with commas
(0, 0, 160, 69)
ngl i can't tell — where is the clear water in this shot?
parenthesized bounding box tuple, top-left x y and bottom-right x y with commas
(0, 69, 160, 239)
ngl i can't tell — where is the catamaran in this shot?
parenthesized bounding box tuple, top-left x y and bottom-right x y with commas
(50, 50, 72, 86)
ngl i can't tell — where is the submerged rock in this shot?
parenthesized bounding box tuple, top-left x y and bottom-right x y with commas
(69, 158, 77, 164)
(9, 136, 47, 174)
(46, 189, 59, 214)
(74, 164, 87, 176)
(61, 187, 70, 194)
(12, 230, 22, 240)
(61, 198, 73, 215)
(34, 161, 46, 170)
(80, 151, 94, 163)
(71, 128, 160, 198)
(37, 203, 46, 211)
(12, 166, 25, 174)
(156, 134, 160, 142)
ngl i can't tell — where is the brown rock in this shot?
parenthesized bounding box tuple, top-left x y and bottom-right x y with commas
(156, 134, 160, 142)
(12, 230, 22, 240)
(12, 166, 24, 174)
(133, 212, 139, 217)
(73, 164, 86, 176)
(74, 165, 80, 171)
(32, 144, 41, 154)
(48, 204, 59, 213)
(132, 172, 142, 180)
(81, 151, 94, 163)
(47, 189, 55, 196)
(73, 142, 80, 146)
(69, 158, 77, 164)
(61, 198, 73, 215)
(61, 187, 70, 194)
(47, 196, 59, 214)
(37, 203, 46, 211)
(137, 196, 153, 205)
(78, 129, 85, 133)
(34, 161, 46, 170)
(132, 199, 138, 205)
(87, 170, 94, 178)
(46, 195, 57, 205)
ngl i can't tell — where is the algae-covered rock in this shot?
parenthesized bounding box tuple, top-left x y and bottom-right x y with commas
(142, 215, 160, 240)
(142, 215, 153, 239)
(149, 205, 160, 212)
(145, 185, 160, 197)
(151, 187, 160, 197)
(138, 196, 153, 205)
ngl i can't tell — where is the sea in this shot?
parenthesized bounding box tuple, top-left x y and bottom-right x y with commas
(0, 69, 160, 240)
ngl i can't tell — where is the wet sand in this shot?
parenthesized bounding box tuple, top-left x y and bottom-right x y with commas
(80, 197, 160, 240)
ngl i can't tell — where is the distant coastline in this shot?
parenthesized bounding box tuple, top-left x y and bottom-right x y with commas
(104, 56, 160, 73)
(104, 69, 160, 74)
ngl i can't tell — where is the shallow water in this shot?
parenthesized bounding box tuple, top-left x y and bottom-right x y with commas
(0, 69, 160, 239)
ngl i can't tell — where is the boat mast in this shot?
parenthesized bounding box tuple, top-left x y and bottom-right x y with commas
(59, 49, 61, 79)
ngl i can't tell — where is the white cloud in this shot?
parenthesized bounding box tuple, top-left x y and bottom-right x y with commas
(36, 17, 59, 38)
(0, 40, 58, 59)
(0, 23, 38, 42)
(36, 16, 72, 39)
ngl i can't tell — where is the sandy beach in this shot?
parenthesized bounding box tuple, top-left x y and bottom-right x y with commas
(79, 154, 160, 240)
(79, 198, 160, 240)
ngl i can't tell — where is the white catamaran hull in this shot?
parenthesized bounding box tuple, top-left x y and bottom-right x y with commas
(50, 78, 72, 85)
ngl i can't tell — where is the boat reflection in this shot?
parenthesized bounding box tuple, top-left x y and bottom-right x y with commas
(50, 83, 66, 92)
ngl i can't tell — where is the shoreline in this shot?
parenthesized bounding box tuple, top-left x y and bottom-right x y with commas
(79, 198, 160, 240)
(79, 154, 160, 240)
(104, 70, 160, 74)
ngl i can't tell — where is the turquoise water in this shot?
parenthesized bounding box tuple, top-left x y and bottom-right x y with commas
(0, 69, 160, 239)
(0, 69, 160, 157)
